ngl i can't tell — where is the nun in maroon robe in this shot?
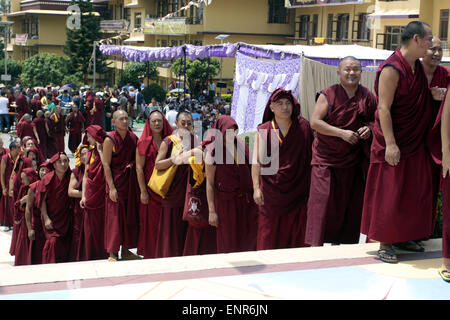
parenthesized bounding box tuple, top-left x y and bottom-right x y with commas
(27, 162, 50, 265)
(202, 115, 257, 253)
(35, 153, 73, 264)
(361, 48, 434, 246)
(67, 107, 85, 154)
(104, 127, 139, 259)
(13, 167, 38, 266)
(254, 89, 313, 250)
(136, 110, 173, 259)
(78, 125, 108, 261)
(16, 115, 37, 142)
(0, 149, 16, 228)
(154, 114, 196, 258)
(306, 82, 377, 246)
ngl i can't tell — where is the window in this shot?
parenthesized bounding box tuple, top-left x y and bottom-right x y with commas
(299, 15, 309, 39)
(161, 39, 168, 47)
(268, 0, 289, 24)
(124, 8, 130, 23)
(440, 9, 449, 41)
(384, 26, 405, 50)
(312, 14, 318, 38)
(134, 12, 142, 29)
(356, 13, 370, 41)
(21, 16, 39, 38)
(336, 13, 349, 41)
(171, 40, 178, 47)
(327, 14, 334, 39)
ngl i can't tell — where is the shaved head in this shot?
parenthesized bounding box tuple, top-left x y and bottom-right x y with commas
(113, 109, 128, 119)
(338, 56, 361, 70)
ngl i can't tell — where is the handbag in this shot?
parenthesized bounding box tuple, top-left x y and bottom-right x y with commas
(182, 171, 209, 229)
(148, 135, 181, 198)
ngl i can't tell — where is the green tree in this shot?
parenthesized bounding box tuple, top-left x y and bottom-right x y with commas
(64, 0, 104, 81)
(21, 53, 69, 87)
(0, 59, 22, 83)
(142, 83, 166, 103)
(116, 61, 159, 89)
(170, 57, 220, 98)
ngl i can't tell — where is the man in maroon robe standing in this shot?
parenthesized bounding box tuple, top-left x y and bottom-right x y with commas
(89, 93, 104, 127)
(252, 89, 313, 250)
(79, 125, 108, 261)
(102, 110, 140, 261)
(32, 110, 48, 159)
(66, 104, 85, 154)
(423, 37, 449, 237)
(16, 114, 40, 144)
(50, 105, 66, 154)
(306, 57, 377, 247)
(361, 21, 434, 263)
(15, 90, 30, 125)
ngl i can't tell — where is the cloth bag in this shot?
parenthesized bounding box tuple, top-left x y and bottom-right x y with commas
(148, 135, 181, 198)
(182, 167, 209, 229)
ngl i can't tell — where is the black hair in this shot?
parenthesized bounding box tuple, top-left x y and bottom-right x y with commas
(401, 21, 431, 44)
(9, 141, 19, 150)
(176, 110, 192, 121)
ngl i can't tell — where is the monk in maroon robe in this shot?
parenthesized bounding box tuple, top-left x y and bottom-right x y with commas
(17, 114, 40, 143)
(436, 78, 450, 282)
(103, 110, 140, 261)
(0, 142, 20, 230)
(306, 57, 377, 246)
(79, 125, 108, 261)
(25, 163, 49, 264)
(361, 21, 434, 263)
(13, 167, 38, 266)
(423, 37, 450, 236)
(136, 110, 173, 259)
(36, 153, 73, 264)
(32, 110, 48, 159)
(15, 91, 30, 125)
(50, 105, 66, 154)
(203, 115, 257, 253)
(154, 111, 196, 258)
(67, 104, 85, 154)
(252, 89, 313, 250)
(0, 140, 8, 229)
(30, 94, 42, 117)
(87, 94, 104, 127)
(0, 141, 20, 229)
(68, 145, 89, 262)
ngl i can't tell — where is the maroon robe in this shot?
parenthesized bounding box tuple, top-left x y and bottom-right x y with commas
(79, 128, 108, 261)
(87, 98, 104, 127)
(13, 168, 38, 266)
(15, 94, 30, 123)
(256, 89, 313, 250)
(50, 113, 66, 154)
(104, 129, 138, 254)
(45, 117, 57, 158)
(202, 115, 257, 254)
(305, 84, 377, 246)
(0, 152, 14, 227)
(16, 121, 35, 141)
(32, 117, 48, 159)
(28, 180, 46, 265)
(69, 165, 84, 262)
(155, 135, 191, 258)
(35, 160, 72, 264)
(427, 65, 450, 234)
(441, 175, 450, 259)
(68, 111, 85, 154)
(30, 99, 42, 117)
(361, 48, 434, 243)
(137, 111, 173, 259)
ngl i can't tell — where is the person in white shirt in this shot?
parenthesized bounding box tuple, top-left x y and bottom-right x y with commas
(0, 91, 10, 133)
(165, 104, 178, 129)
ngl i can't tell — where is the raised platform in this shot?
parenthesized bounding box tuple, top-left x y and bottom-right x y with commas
(0, 229, 448, 300)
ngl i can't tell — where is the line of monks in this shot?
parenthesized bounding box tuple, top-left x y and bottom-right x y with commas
(0, 21, 448, 282)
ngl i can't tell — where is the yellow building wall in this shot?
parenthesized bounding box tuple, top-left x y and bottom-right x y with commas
(38, 15, 67, 46)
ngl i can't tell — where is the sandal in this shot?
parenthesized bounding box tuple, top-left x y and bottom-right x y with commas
(393, 241, 424, 252)
(121, 253, 142, 261)
(377, 249, 398, 264)
(438, 267, 450, 283)
(107, 256, 118, 262)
